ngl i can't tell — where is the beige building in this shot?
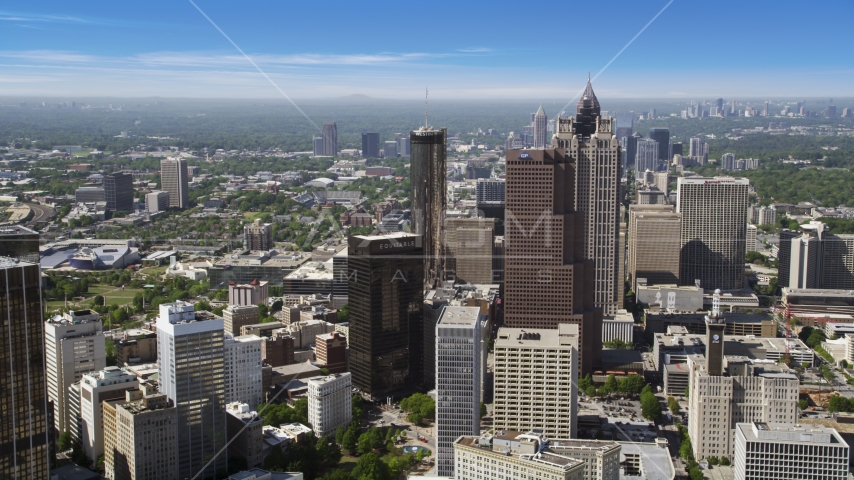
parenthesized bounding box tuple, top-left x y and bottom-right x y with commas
(546, 438, 621, 480)
(453, 432, 585, 480)
(229, 279, 269, 307)
(493, 325, 578, 439)
(115, 329, 157, 366)
(103, 383, 178, 480)
(627, 204, 681, 292)
(223, 304, 261, 336)
(445, 217, 495, 284)
(553, 80, 622, 316)
(244, 218, 274, 251)
(307, 373, 352, 439)
(160, 157, 189, 209)
(688, 355, 799, 460)
(44, 309, 106, 436)
(80, 367, 139, 462)
(225, 402, 265, 469)
(677, 177, 749, 290)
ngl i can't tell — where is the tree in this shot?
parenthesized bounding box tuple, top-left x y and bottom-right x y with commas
(342, 428, 357, 453)
(337, 303, 349, 323)
(707, 456, 719, 466)
(640, 391, 661, 421)
(668, 396, 680, 415)
(58, 431, 73, 451)
(335, 425, 346, 445)
(604, 374, 619, 394)
(400, 393, 435, 425)
(578, 374, 594, 392)
(480, 402, 487, 419)
(352, 453, 390, 480)
(603, 338, 632, 349)
(720, 456, 730, 466)
(618, 375, 646, 396)
(799, 399, 809, 410)
(93, 295, 105, 306)
(842, 360, 850, 369)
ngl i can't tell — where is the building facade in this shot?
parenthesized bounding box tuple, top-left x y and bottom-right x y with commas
(104, 172, 134, 212)
(0, 225, 40, 263)
(649, 127, 670, 162)
(435, 306, 487, 477)
(244, 219, 274, 251)
(410, 127, 447, 288)
(145, 191, 169, 213)
(453, 434, 585, 480)
(553, 79, 623, 316)
(785, 221, 854, 290)
(223, 305, 261, 336)
(229, 280, 269, 307)
(348, 233, 424, 400)
(503, 147, 601, 374)
(307, 373, 352, 438)
(634, 138, 659, 175)
(677, 177, 749, 290)
(322, 122, 338, 156)
(44, 309, 106, 436)
(0, 260, 50, 478)
(160, 157, 189, 209)
(361, 133, 380, 158)
(533, 104, 548, 149)
(224, 334, 263, 410)
(493, 326, 579, 439)
(156, 301, 227, 479)
(79, 366, 139, 462)
(103, 383, 178, 480)
(444, 217, 495, 285)
(225, 402, 265, 470)
(315, 332, 347, 373)
(627, 205, 681, 291)
(734, 422, 849, 480)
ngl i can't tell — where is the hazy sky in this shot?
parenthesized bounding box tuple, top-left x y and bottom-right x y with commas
(1, 0, 853, 99)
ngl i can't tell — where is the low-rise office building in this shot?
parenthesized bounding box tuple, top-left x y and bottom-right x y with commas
(453, 432, 585, 480)
(226, 403, 265, 469)
(307, 373, 352, 438)
(734, 422, 850, 480)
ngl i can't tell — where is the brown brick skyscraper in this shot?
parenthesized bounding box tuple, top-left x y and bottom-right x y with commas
(503, 148, 602, 375)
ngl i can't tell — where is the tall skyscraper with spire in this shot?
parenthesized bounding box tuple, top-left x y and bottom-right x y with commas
(553, 79, 623, 316)
(533, 104, 548, 149)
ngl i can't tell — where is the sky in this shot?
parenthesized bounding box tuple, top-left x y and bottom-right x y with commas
(1, 0, 853, 100)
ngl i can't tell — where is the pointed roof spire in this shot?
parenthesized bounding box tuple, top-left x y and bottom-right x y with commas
(577, 77, 601, 112)
(535, 103, 546, 116)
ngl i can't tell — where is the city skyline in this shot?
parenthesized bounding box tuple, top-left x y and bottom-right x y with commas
(1, 1, 853, 98)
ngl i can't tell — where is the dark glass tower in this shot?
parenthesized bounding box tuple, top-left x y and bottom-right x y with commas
(0, 259, 50, 478)
(104, 172, 134, 212)
(348, 233, 425, 401)
(410, 127, 447, 288)
(361, 133, 380, 159)
(649, 127, 670, 163)
(0, 226, 40, 263)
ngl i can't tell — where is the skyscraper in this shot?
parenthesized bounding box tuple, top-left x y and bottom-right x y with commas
(763, 100, 770, 117)
(398, 136, 411, 157)
(244, 218, 273, 251)
(322, 122, 338, 156)
(0, 259, 50, 478)
(410, 127, 447, 287)
(435, 306, 487, 477)
(361, 133, 380, 158)
(348, 233, 424, 400)
(503, 148, 601, 375)
(157, 301, 226, 479)
(553, 79, 623, 317)
(160, 157, 189, 209)
(0, 225, 40, 263)
(104, 172, 134, 212)
(44, 310, 105, 438)
(677, 177, 749, 290)
(313, 136, 324, 157)
(649, 127, 670, 162)
(635, 138, 659, 174)
(383, 140, 398, 159)
(533, 104, 548, 149)
(716, 98, 724, 115)
(627, 205, 681, 291)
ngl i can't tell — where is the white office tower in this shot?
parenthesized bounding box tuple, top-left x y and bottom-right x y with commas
(493, 325, 579, 439)
(157, 301, 227, 479)
(533, 104, 548, 149)
(79, 366, 138, 462)
(44, 309, 106, 437)
(634, 138, 659, 174)
(307, 373, 352, 438)
(435, 306, 488, 477)
(224, 334, 264, 410)
(734, 422, 850, 480)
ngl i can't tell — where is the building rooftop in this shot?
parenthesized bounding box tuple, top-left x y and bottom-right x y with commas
(437, 306, 481, 326)
(284, 258, 334, 281)
(307, 372, 351, 386)
(677, 176, 749, 185)
(228, 468, 303, 480)
(737, 422, 848, 446)
(495, 325, 578, 349)
(618, 441, 674, 480)
(455, 435, 584, 470)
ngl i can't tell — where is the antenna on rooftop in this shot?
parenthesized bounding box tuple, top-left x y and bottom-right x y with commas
(425, 87, 429, 129)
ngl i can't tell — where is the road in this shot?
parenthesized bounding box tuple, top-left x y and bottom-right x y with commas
(25, 203, 53, 225)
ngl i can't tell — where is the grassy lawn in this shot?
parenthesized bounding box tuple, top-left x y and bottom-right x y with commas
(44, 284, 145, 312)
(71, 148, 93, 157)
